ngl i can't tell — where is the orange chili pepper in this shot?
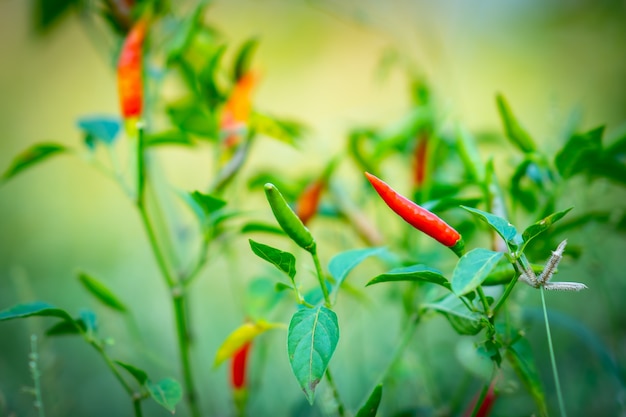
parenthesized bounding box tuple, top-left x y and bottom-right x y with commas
(221, 72, 258, 148)
(117, 19, 147, 119)
(295, 180, 324, 225)
(413, 133, 428, 188)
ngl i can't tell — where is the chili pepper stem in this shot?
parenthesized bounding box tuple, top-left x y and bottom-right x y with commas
(172, 290, 202, 417)
(324, 367, 346, 417)
(311, 249, 331, 308)
(540, 287, 567, 417)
(476, 287, 492, 317)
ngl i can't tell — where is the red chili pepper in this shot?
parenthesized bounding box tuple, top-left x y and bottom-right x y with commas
(117, 19, 147, 119)
(413, 133, 428, 188)
(221, 72, 258, 148)
(365, 172, 464, 255)
(230, 341, 252, 390)
(463, 382, 497, 417)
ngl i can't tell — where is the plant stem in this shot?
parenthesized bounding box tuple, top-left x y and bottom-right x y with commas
(492, 268, 520, 317)
(311, 250, 331, 308)
(132, 397, 144, 417)
(29, 335, 45, 417)
(172, 289, 201, 417)
(476, 287, 492, 317)
(381, 313, 421, 382)
(135, 121, 201, 417)
(324, 367, 346, 417)
(540, 287, 567, 417)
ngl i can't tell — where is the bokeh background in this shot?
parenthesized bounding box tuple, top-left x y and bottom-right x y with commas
(1, 0, 625, 416)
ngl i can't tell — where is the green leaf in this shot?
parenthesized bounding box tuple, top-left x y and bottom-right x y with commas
(328, 247, 386, 290)
(45, 319, 84, 336)
(249, 239, 297, 281)
(506, 339, 548, 417)
(76, 115, 120, 147)
(115, 361, 149, 385)
(422, 294, 484, 335)
(366, 264, 450, 290)
(147, 378, 183, 413)
(190, 191, 227, 217)
(521, 208, 573, 250)
(78, 272, 127, 312)
(250, 112, 306, 146)
(421, 197, 482, 214)
(233, 38, 259, 81)
(79, 309, 98, 339)
(241, 221, 285, 236)
(555, 126, 604, 179)
(2, 143, 66, 181)
(34, 0, 78, 32)
(144, 130, 193, 147)
(167, 100, 217, 138)
(495, 93, 536, 153)
(0, 301, 71, 322)
(355, 384, 383, 417)
(461, 206, 518, 244)
(451, 249, 503, 295)
(287, 306, 339, 404)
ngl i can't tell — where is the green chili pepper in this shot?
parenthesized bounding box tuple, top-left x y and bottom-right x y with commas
(264, 183, 316, 253)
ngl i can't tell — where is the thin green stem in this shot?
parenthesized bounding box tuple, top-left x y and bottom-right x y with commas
(540, 287, 567, 417)
(311, 249, 331, 308)
(132, 397, 144, 417)
(476, 287, 492, 317)
(29, 335, 45, 417)
(380, 313, 421, 382)
(91, 342, 134, 396)
(172, 291, 201, 417)
(134, 121, 201, 417)
(324, 367, 346, 417)
(492, 265, 521, 317)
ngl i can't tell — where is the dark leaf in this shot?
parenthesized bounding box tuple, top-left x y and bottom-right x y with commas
(367, 264, 450, 290)
(495, 93, 536, 153)
(115, 361, 149, 385)
(249, 239, 296, 280)
(2, 143, 66, 181)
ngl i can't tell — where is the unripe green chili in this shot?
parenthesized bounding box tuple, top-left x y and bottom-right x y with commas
(365, 172, 464, 256)
(264, 183, 316, 253)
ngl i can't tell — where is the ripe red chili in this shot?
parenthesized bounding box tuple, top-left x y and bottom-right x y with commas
(463, 382, 497, 417)
(231, 341, 252, 390)
(365, 172, 464, 255)
(117, 19, 147, 119)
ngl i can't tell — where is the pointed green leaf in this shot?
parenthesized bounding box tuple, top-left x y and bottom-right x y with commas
(233, 37, 258, 81)
(214, 320, 285, 367)
(147, 378, 183, 413)
(461, 206, 518, 243)
(423, 294, 484, 335)
(249, 239, 296, 280)
(355, 384, 383, 417)
(287, 306, 339, 404)
(190, 191, 227, 216)
(328, 247, 386, 290)
(2, 143, 66, 181)
(250, 112, 306, 146)
(45, 318, 84, 336)
(0, 302, 71, 322)
(496, 94, 536, 153)
(521, 208, 573, 250)
(78, 272, 127, 312)
(76, 115, 120, 146)
(241, 221, 285, 235)
(555, 126, 604, 179)
(506, 339, 548, 417)
(115, 361, 149, 385)
(452, 248, 503, 295)
(366, 264, 450, 290)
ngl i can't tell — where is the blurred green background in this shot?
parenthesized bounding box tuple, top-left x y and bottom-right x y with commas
(1, 0, 625, 416)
